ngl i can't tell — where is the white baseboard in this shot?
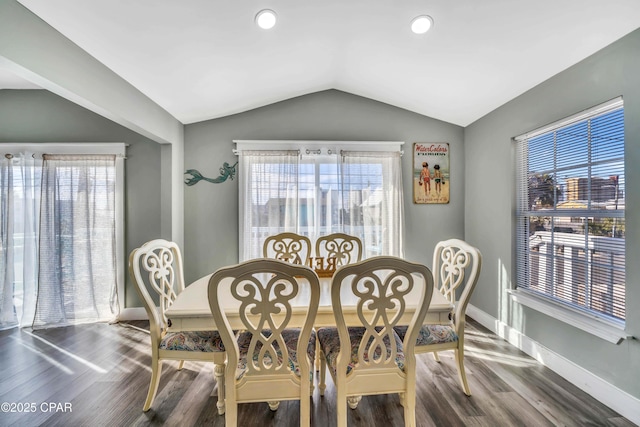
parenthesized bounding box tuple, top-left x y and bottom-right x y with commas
(467, 304, 640, 426)
(117, 307, 147, 321)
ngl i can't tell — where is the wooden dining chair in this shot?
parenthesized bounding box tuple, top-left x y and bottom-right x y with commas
(263, 232, 312, 265)
(394, 238, 482, 396)
(129, 239, 227, 414)
(207, 258, 320, 427)
(315, 232, 363, 267)
(317, 256, 434, 427)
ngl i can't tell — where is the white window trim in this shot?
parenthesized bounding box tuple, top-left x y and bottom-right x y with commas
(508, 288, 630, 344)
(1, 142, 127, 314)
(514, 96, 623, 141)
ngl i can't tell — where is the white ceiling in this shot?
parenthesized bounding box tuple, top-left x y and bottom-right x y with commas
(8, 0, 640, 127)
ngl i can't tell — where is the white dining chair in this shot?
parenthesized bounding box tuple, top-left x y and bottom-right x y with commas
(395, 238, 482, 396)
(314, 232, 363, 266)
(129, 239, 227, 413)
(263, 232, 312, 266)
(207, 258, 320, 427)
(317, 256, 434, 427)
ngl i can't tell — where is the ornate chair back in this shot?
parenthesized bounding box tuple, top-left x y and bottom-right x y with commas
(263, 232, 312, 265)
(315, 233, 363, 267)
(130, 239, 185, 343)
(433, 238, 482, 330)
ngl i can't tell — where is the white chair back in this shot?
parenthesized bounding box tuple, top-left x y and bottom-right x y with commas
(433, 238, 482, 329)
(263, 232, 312, 265)
(315, 233, 363, 266)
(129, 239, 185, 341)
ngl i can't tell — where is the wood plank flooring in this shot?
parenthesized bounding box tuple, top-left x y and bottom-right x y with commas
(0, 319, 634, 427)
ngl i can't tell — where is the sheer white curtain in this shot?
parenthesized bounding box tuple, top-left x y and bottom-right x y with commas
(33, 154, 119, 328)
(299, 153, 341, 240)
(240, 150, 300, 261)
(341, 151, 405, 258)
(0, 153, 41, 330)
(238, 147, 405, 260)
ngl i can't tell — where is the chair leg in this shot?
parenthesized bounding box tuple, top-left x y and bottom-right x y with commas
(143, 359, 163, 411)
(337, 388, 347, 427)
(318, 352, 327, 396)
(347, 395, 362, 409)
(301, 386, 311, 427)
(432, 352, 441, 362)
(404, 392, 416, 427)
(454, 348, 471, 396)
(177, 360, 185, 370)
(268, 401, 280, 411)
(224, 400, 238, 427)
(214, 363, 226, 415)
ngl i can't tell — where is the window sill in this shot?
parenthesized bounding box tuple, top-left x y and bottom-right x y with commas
(508, 289, 630, 344)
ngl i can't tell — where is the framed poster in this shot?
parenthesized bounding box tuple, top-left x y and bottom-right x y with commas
(413, 142, 449, 204)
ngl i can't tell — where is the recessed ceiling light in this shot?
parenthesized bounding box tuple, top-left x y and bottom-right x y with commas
(256, 9, 277, 30)
(411, 15, 433, 34)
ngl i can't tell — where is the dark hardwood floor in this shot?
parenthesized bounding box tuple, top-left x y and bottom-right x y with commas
(0, 319, 634, 427)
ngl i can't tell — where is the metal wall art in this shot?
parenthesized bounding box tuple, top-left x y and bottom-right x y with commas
(184, 161, 238, 186)
(413, 143, 450, 204)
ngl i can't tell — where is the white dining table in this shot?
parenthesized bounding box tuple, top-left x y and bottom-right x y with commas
(166, 273, 453, 332)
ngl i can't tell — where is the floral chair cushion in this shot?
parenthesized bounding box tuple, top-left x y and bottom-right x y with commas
(317, 327, 406, 377)
(160, 330, 226, 352)
(394, 324, 459, 346)
(235, 328, 316, 380)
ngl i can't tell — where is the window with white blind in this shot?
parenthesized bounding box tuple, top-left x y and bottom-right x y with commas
(514, 98, 626, 336)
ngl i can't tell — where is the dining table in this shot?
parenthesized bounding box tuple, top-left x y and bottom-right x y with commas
(166, 272, 453, 332)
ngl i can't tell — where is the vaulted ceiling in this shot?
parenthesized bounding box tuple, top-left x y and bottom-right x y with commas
(4, 0, 640, 128)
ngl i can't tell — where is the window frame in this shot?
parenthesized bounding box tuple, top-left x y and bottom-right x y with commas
(512, 99, 630, 343)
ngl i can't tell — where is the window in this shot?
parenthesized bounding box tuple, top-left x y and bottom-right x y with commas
(515, 98, 625, 329)
(236, 141, 405, 261)
(0, 143, 125, 329)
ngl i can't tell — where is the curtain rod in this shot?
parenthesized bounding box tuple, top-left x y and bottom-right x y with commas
(0, 143, 128, 158)
(4, 153, 127, 159)
(232, 148, 404, 157)
(233, 140, 405, 155)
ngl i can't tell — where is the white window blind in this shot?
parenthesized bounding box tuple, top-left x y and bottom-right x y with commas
(515, 98, 625, 324)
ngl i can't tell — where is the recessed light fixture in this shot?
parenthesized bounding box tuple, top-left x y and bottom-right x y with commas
(255, 9, 277, 30)
(411, 15, 433, 34)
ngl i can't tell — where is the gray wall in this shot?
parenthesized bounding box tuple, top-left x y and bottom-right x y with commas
(0, 89, 164, 308)
(465, 29, 640, 398)
(183, 90, 465, 284)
